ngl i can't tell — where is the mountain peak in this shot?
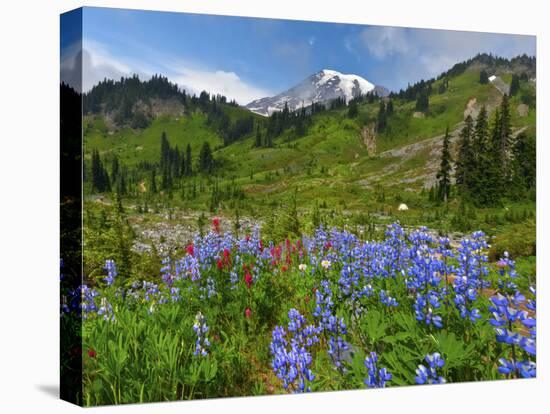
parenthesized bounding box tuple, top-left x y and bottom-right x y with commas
(246, 69, 380, 116)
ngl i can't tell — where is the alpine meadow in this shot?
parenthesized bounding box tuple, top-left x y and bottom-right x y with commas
(60, 8, 536, 406)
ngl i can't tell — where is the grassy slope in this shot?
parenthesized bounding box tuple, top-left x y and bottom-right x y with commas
(84, 112, 221, 167)
(83, 68, 536, 237)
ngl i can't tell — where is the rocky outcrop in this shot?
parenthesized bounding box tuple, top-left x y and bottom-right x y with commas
(361, 125, 377, 155)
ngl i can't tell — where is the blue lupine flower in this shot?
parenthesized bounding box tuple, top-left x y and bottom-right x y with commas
(80, 285, 100, 318)
(364, 352, 392, 388)
(415, 353, 446, 384)
(98, 297, 116, 322)
(270, 309, 320, 392)
(414, 292, 443, 328)
(60, 258, 65, 281)
(193, 311, 210, 357)
(313, 281, 349, 368)
(103, 259, 117, 286)
(379, 290, 398, 307)
(498, 358, 536, 378)
(489, 291, 535, 355)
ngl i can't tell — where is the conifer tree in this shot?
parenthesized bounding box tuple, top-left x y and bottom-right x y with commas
(455, 115, 474, 193)
(255, 126, 262, 147)
(348, 100, 358, 118)
(436, 126, 452, 202)
(510, 74, 520, 96)
(91, 149, 110, 192)
(415, 91, 429, 112)
(498, 94, 512, 180)
(185, 144, 193, 176)
(111, 155, 120, 182)
(510, 131, 536, 199)
(472, 106, 488, 171)
(150, 168, 157, 194)
(377, 101, 387, 132)
(479, 70, 489, 84)
(160, 131, 170, 170)
(483, 107, 505, 204)
(386, 99, 394, 115)
(198, 141, 214, 174)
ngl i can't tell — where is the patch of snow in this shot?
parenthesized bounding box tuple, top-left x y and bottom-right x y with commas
(318, 69, 375, 101)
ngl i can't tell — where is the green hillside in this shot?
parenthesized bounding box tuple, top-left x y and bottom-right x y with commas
(82, 55, 536, 278)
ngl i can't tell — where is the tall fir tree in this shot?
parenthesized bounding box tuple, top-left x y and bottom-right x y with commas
(415, 90, 429, 112)
(90, 149, 110, 192)
(255, 126, 262, 148)
(348, 100, 358, 118)
(198, 141, 214, 174)
(436, 126, 452, 202)
(150, 168, 157, 194)
(377, 101, 387, 132)
(510, 131, 536, 199)
(498, 94, 512, 181)
(479, 70, 489, 84)
(470, 106, 489, 204)
(386, 99, 394, 115)
(185, 143, 193, 176)
(160, 131, 170, 170)
(455, 115, 475, 194)
(510, 75, 520, 96)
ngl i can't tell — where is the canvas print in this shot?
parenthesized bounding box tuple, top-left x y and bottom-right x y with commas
(60, 6, 536, 406)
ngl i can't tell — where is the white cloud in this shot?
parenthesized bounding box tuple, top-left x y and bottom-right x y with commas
(360, 26, 410, 59)
(82, 39, 143, 92)
(60, 42, 83, 92)
(350, 26, 535, 89)
(171, 66, 273, 105)
(71, 39, 271, 104)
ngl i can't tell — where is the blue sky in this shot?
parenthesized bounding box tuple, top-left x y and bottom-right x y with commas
(61, 7, 535, 104)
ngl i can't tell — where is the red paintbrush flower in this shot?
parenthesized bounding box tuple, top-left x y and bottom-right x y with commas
(281, 265, 288, 272)
(217, 259, 223, 270)
(186, 244, 194, 256)
(212, 217, 220, 233)
(87, 349, 96, 358)
(223, 248, 232, 267)
(245, 308, 251, 318)
(245, 272, 253, 289)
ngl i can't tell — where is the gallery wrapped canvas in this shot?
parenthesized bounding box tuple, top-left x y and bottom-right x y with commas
(60, 6, 536, 406)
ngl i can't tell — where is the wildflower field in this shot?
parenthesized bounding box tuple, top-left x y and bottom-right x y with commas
(61, 220, 536, 405)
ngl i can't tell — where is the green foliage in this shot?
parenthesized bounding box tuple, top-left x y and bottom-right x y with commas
(489, 220, 536, 261)
(83, 202, 134, 282)
(479, 70, 489, 84)
(436, 126, 452, 202)
(415, 91, 429, 113)
(198, 141, 215, 174)
(509, 74, 520, 96)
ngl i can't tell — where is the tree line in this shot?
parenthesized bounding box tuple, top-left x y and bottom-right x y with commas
(434, 94, 535, 206)
(88, 132, 218, 196)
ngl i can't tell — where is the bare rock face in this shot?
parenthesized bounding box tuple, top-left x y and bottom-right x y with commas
(135, 98, 185, 118)
(361, 125, 377, 155)
(464, 97, 479, 119)
(517, 103, 529, 117)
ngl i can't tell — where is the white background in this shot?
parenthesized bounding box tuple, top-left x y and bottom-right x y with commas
(0, 0, 547, 412)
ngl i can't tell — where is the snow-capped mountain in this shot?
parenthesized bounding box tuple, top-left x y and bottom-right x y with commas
(246, 69, 385, 116)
